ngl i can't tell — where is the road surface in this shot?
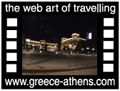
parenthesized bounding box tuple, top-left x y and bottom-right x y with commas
(22, 51, 97, 75)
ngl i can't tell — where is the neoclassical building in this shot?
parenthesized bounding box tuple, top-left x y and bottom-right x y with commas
(25, 39, 58, 52)
(61, 33, 86, 51)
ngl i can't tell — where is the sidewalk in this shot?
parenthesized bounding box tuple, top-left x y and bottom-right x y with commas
(23, 65, 97, 73)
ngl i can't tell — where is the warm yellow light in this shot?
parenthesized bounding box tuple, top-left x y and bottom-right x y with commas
(72, 33, 80, 36)
(86, 47, 89, 50)
(69, 44, 72, 47)
(81, 48, 84, 50)
(26, 39, 30, 42)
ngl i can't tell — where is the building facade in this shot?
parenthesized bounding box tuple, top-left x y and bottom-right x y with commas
(61, 33, 86, 53)
(25, 39, 58, 52)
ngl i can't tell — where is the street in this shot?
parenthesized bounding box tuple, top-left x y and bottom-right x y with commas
(22, 50, 97, 75)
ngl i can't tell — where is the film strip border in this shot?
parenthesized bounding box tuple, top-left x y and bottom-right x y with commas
(5, 18, 116, 73)
(6, 18, 18, 73)
(103, 18, 114, 72)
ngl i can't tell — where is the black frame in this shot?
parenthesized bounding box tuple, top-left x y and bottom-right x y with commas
(1, 2, 119, 89)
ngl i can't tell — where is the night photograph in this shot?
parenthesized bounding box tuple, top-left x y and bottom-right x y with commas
(22, 15, 97, 75)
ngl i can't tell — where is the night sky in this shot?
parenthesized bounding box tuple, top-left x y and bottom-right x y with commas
(22, 15, 97, 42)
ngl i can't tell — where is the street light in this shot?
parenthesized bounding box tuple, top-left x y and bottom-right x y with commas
(69, 44, 72, 54)
(81, 48, 84, 50)
(92, 48, 95, 50)
(81, 48, 84, 54)
(86, 47, 89, 50)
(92, 48, 95, 56)
(69, 44, 72, 48)
(26, 39, 30, 42)
(86, 47, 89, 56)
(56, 52, 58, 54)
(26, 39, 30, 52)
(40, 50, 42, 53)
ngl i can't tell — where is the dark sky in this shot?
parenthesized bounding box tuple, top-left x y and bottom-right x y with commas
(22, 15, 97, 42)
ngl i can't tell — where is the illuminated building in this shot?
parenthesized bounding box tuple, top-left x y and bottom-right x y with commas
(25, 39, 58, 52)
(61, 33, 86, 52)
(46, 43, 58, 52)
(24, 31, 96, 54)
